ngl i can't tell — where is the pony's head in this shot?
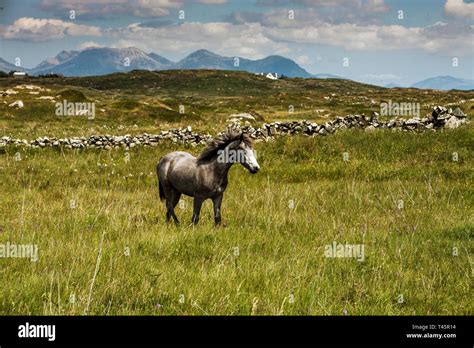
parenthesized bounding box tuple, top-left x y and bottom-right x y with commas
(198, 127, 260, 174)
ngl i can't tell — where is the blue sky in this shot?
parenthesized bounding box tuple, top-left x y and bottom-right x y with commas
(0, 0, 472, 86)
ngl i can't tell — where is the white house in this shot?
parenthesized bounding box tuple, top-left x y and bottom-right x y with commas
(265, 73, 278, 80)
(13, 71, 26, 78)
(255, 72, 279, 80)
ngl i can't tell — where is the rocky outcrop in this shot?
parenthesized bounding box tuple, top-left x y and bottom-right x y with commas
(0, 106, 469, 150)
(0, 127, 211, 149)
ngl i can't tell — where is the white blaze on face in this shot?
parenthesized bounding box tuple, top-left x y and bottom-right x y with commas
(242, 144, 260, 172)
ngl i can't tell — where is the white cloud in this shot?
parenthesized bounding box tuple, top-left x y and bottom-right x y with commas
(198, 0, 227, 3)
(3, 14, 471, 58)
(1, 17, 102, 42)
(444, 0, 474, 19)
(77, 41, 103, 50)
(108, 22, 290, 59)
(39, 0, 224, 19)
(295, 55, 311, 65)
(263, 21, 472, 55)
(103, 18, 472, 61)
(256, 0, 389, 24)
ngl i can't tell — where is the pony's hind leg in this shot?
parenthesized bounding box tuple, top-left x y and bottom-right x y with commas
(161, 183, 176, 224)
(191, 196, 205, 225)
(167, 189, 181, 225)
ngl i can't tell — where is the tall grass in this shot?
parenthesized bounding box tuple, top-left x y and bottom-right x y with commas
(0, 126, 472, 315)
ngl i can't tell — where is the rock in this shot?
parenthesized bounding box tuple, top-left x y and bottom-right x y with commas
(227, 113, 256, 121)
(432, 106, 447, 118)
(436, 113, 451, 121)
(227, 113, 256, 124)
(9, 100, 24, 108)
(445, 116, 461, 129)
(452, 107, 466, 118)
(365, 125, 376, 132)
(404, 118, 420, 126)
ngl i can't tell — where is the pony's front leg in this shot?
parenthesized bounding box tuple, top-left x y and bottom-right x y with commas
(191, 196, 204, 225)
(212, 194, 223, 226)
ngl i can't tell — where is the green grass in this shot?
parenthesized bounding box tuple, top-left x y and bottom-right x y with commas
(0, 126, 472, 315)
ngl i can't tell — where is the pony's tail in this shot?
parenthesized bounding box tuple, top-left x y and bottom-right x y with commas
(157, 163, 165, 201)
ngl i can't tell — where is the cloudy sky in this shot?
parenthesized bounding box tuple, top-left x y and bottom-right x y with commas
(0, 0, 472, 86)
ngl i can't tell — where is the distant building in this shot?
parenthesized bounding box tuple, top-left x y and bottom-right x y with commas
(266, 72, 278, 80)
(13, 71, 26, 78)
(255, 72, 279, 80)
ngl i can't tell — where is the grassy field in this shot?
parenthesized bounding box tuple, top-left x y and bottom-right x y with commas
(0, 126, 472, 315)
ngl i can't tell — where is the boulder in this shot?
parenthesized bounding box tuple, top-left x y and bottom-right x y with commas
(9, 100, 24, 108)
(432, 106, 447, 118)
(365, 125, 376, 132)
(445, 116, 461, 129)
(452, 107, 466, 118)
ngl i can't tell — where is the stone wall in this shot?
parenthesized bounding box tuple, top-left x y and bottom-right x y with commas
(0, 106, 468, 150)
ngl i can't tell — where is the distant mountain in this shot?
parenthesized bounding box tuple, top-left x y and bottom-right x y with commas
(313, 73, 341, 79)
(33, 50, 79, 72)
(0, 57, 26, 73)
(147, 52, 173, 66)
(247, 55, 312, 78)
(174, 49, 230, 69)
(411, 75, 474, 91)
(32, 47, 167, 76)
(22, 47, 312, 77)
(174, 49, 312, 78)
(1, 47, 338, 79)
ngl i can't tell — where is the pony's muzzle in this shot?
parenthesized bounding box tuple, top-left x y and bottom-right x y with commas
(249, 166, 260, 174)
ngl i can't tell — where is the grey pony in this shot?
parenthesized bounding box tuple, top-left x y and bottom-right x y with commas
(157, 128, 260, 225)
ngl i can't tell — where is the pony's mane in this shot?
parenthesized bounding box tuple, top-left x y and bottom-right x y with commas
(198, 128, 253, 163)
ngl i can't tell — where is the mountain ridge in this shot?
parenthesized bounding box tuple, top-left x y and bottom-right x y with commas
(0, 48, 472, 91)
(1, 47, 314, 78)
(410, 75, 474, 91)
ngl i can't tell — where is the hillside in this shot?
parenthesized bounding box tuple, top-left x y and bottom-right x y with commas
(0, 69, 472, 139)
